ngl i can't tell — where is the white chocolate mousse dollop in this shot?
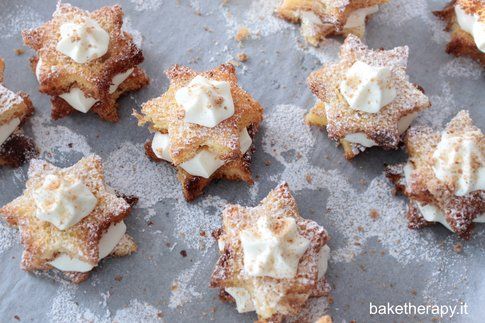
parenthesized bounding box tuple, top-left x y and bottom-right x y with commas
(109, 68, 134, 94)
(340, 60, 397, 113)
(48, 221, 127, 272)
(175, 75, 235, 128)
(56, 17, 110, 64)
(432, 127, 485, 196)
(0, 117, 20, 146)
(455, 5, 485, 53)
(152, 132, 173, 162)
(33, 174, 98, 230)
(240, 213, 310, 279)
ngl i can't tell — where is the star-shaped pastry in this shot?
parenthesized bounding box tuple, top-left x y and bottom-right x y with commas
(22, 3, 149, 122)
(210, 183, 330, 321)
(135, 64, 264, 201)
(277, 0, 388, 46)
(306, 34, 430, 159)
(434, 0, 485, 67)
(386, 111, 484, 239)
(0, 155, 137, 283)
(0, 58, 37, 167)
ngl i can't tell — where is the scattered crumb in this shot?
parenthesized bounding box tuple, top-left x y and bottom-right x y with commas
(327, 295, 334, 304)
(14, 315, 20, 321)
(235, 27, 250, 42)
(264, 160, 272, 166)
(305, 174, 313, 184)
(369, 209, 380, 220)
(357, 226, 364, 232)
(237, 52, 248, 62)
(114, 275, 123, 282)
(228, 60, 241, 67)
(14, 48, 25, 55)
(180, 250, 187, 257)
(411, 289, 417, 296)
(453, 242, 463, 254)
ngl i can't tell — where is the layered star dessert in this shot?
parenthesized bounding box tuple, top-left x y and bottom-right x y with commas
(210, 183, 331, 322)
(386, 111, 484, 239)
(0, 58, 36, 167)
(22, 3, 149, 122)
(135, 64, 264, 201)
(306, 35, 431, 159)
(276, 0, 388, 46)
(434, 0, 485, 67)
(0, 155, 137, 283)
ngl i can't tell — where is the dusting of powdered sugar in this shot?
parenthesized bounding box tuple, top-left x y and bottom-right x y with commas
(261, 104, 460, 264)
(0, 221, 16, 254)
(168, 261, 203, 309)
(438, 57, 483, 80)
(294, 37, 341, 64)
(123, 16, 143, 48)
(0, 2, 43, 40)
(128, 0, 163, 12)
(105, 142, 181, 208)
(113, 299, 163, 322)
(49, 283, 162, 322)
(417, 81, 458, 129)
(171, 195, 227, 250)
(31, 114, 92, 162)
(374, 0, 448, 44)
(222, 0, 289, 38)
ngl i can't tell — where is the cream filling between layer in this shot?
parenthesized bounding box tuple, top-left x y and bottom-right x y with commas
(48, 221, 126, 272)
(344, 112, 418, 147)
(0, 117, 20, 146)
(35, 58, 134, 113)
(403, 163, 484, 232)
(455, 5, 485, 53)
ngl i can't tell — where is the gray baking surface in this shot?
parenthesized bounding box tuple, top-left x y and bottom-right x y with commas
(0, 0, 483, 322)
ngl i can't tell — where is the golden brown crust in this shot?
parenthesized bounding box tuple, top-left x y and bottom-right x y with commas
(307, 35, 430, 159)
(0, 155, 137, 282)
(385, 111, 484, 239)
(276, 0, 388, 46)
(136, 64, 263, 201)
(433, 0, 485, 67)
(210, 183, 330, 321)
(22, 4, 149, 121)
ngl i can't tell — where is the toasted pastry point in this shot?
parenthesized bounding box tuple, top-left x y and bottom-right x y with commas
(210, 183, 331, 321)
(0, 155, 137, 283)
(307, 35, 430, 159)
(22, 3, 149, 121)
(136, 64, 263, 201)
(0, 58, 37, 167)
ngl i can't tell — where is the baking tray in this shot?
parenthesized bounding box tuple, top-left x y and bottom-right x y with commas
(0, 0, 484, 322)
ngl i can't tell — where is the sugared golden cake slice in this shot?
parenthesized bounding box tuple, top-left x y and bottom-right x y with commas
(135, 64, 264, 201)
(307, 34, 430, 159)
(277, 0, 388, 46)
(434, 0, 485, 67)
(210, 183, 331, 322)
(22, 3, 149, 122)
(385, 111, 484, 239)
(0, 58, 36, 167)
(0, 155, 137, 283)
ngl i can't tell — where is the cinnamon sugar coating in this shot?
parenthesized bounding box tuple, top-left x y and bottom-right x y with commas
(0, 58, 37, 167)
(22, 3, 149, 122)
(0, 155, 137, 283)
(434, 0, 485, 67)
(277, 0, 388, 46)
(385, 111, 484, 239)
(135, 64, 263, 201)
(210, 183, 330, 322)
(307, 35, 430, 159)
